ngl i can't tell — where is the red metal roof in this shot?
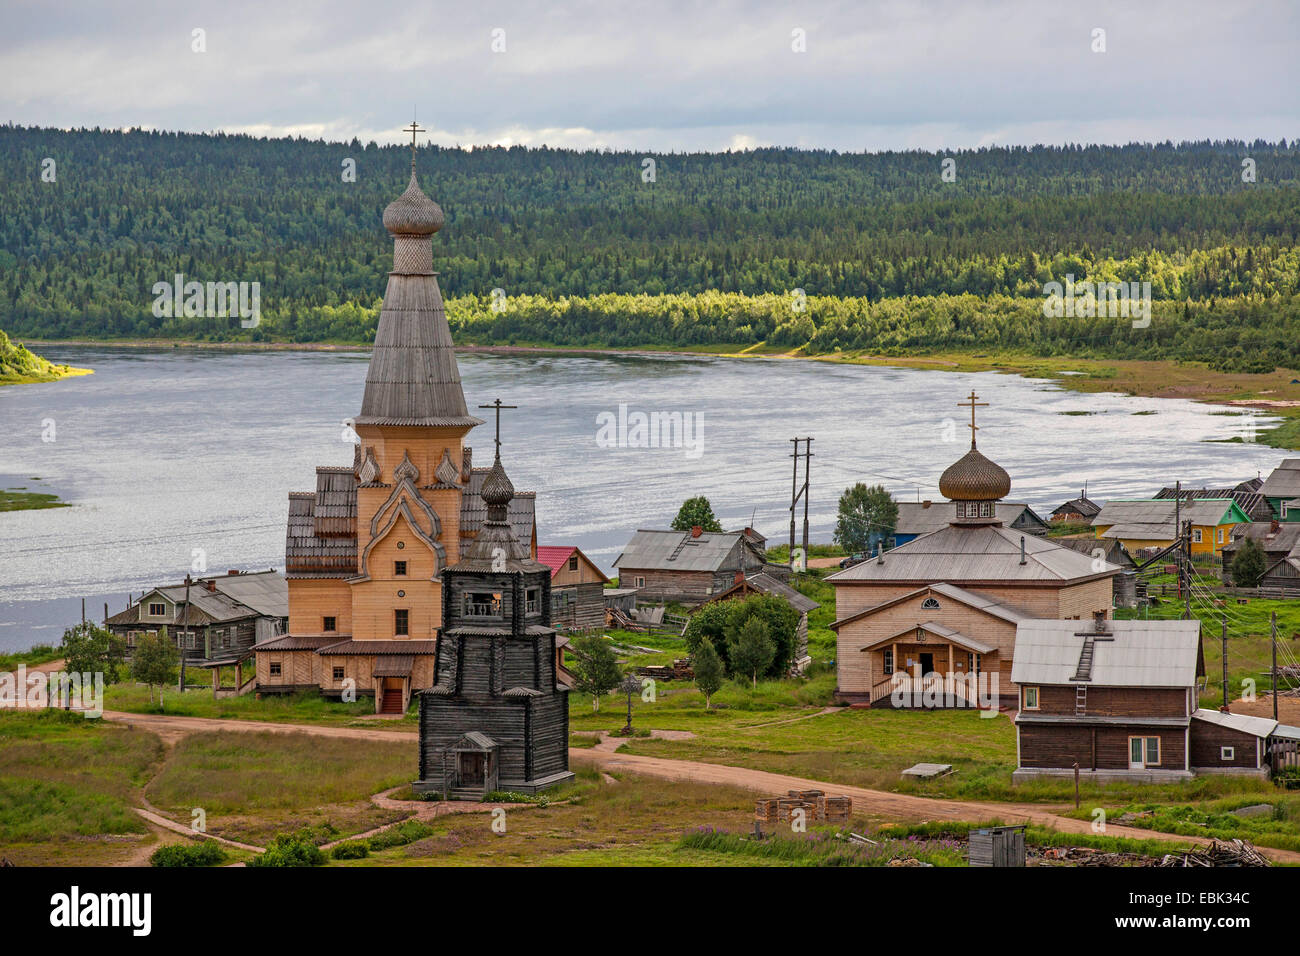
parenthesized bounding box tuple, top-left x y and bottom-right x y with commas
(536, 546, 576, 578)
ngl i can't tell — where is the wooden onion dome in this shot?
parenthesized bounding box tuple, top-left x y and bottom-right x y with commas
(941, 391, 1011, 525)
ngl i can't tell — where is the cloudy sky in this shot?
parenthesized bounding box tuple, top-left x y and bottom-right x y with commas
(2, 0, 1297, 151)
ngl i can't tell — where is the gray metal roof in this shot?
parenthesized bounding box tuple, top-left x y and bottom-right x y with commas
(1153, 487, 1274, 522)
(827, 523, 1118, 584)
(614, 529, 751, 573)
(1011, 619, 1201, 687)
(191, 570, 287, 618)
(1222, 521, 1300, 555)
(107, 572, 287, 627)
(1261, 459, 1300, 500)
(1191, 708, 1278, 738)
(1052, 536, 1135, 568)
(1051, 496, 1102, 519)
(895, 501, 1042, 536)
(1093, 498, 1243, 540)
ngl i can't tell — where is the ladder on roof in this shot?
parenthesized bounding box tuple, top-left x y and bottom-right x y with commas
(1075, 684, 1087, 716)
(1072, 637, 1096, 683)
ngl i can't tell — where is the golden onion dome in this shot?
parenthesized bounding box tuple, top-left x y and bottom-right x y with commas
(939, 446, 1011, 501)
(383, 172, 444, 237)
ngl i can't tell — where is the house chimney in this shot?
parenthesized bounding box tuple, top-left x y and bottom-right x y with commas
(734, 570, 744, 584)
(206, 579, 216, 592)
(1271, 519, 1280, 534)
(1019, 536, 1027, 566)
(691, 525, 702, 538)
(1093, 610, 1108, 632)
(921, 499, 932, 509)
(227, 569, 240, 575)
(876, 544, 884, 565)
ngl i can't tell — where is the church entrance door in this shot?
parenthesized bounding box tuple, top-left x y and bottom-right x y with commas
(459, 752, 486, 787)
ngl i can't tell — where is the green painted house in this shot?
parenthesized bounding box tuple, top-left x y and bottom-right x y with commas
(1261, 459, 1300, 522)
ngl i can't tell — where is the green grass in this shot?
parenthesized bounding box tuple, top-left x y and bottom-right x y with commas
(0, 489, 69, 511)
(103, 683, 390, 725)
(145, 730, 414, 813)
(0, 643, 63, 671)
(0, 710, 158, 845)
(1061, 792, 1300, 853)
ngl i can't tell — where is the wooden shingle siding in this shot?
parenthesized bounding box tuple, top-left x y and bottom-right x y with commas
(1190, 722, 1262, 769)
(1035, 685, 1189, 719)
(1019, 724, 1187, 771)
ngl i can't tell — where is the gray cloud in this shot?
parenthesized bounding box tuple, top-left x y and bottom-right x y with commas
(1, 0, 1296, 149)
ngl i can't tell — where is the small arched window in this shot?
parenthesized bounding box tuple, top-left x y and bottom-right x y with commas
(921, 597, 941, 610)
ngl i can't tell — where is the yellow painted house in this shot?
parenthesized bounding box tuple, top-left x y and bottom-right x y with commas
(1092, 498, 1251, 557)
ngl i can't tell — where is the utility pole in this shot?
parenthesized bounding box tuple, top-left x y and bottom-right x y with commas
(1221, 616, 1229, 712)
(179, 574, 192, 692)
(789, 437, 800, 560)
(1272, 611, 1279, 722)
(801, 438, 813, 559)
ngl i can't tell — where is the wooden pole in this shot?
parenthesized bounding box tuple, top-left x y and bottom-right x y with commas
(1272, 611, 1279, 723)
(1073, 762, 1080, 809)
(789, 437, 799, 560)
(179, 574, 192, 692)
(801, 437, 813, 561)
(1221, 616, 1229, 711)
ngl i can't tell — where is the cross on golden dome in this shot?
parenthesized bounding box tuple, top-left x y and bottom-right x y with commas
(958, 390, 989, 450)
(403, 119, 425, 174)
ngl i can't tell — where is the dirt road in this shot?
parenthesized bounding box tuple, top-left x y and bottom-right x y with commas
(99, 709, 1300, 864)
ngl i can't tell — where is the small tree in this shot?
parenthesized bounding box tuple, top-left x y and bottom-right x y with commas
(570, 634, 622, 712)
(132, 627, 179, 709)
(61, 621, 126, 684)
(1231, 537, 1267, 588)
(693, 638, 724, 710)
(670, 496, 723, 533)
(833, 483, 898, 556)
(728, 617, 775, 688)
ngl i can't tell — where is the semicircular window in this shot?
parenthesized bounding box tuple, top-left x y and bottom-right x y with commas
(921, 597, 941, 610)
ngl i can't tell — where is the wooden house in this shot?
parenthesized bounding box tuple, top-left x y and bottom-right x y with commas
(894, 500, 1048, 546)
(254, 160, 537, 713)
(1260, 460, 1300, 522)
(1091, 498, 1250, 558)
(828, 400, 1123, 709)
(1050, 492, 1101, 525)
(412, 456, 573, 798)
(693, 570, 821, 671)
(1012, 615, 1300, 781)
(1220, 521, 1300, 588)
(536, 546, 610, 631)
(1052, 537, 1137, 607)
(106, 570, 287, 663)
(613, 527, 776, 604)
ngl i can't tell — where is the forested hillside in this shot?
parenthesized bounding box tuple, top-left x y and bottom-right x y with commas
(2, 125, 1298, 370)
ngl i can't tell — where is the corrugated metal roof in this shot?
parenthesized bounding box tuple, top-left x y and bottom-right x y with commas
(1191, 708, 1278, 738)
(1153, 487, 1273, 522)
(1011, 619, 1201, 687)
(1094, 498, 1246, 540)
(192, 571, 288, 618)
(827, 523, 1117, 584)
(1261, 459, 1300, 500)
(1052, 496, 1101, 518)
(106, 573, 287, 626)
(895, 502, 1042, 536)
(614, 529, 751, 573)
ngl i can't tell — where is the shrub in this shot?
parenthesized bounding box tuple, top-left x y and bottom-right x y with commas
(330, 840, 370, 860)
(248, 832, 326, 867)
(366, 819, 434, 851)
(149, 839, 227, 867)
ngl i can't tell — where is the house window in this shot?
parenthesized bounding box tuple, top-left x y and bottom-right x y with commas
(1023, 686, 1039, 710)
(394, 609, 409, 636)
(1216, 528, 1224, 544)
(568, 555, 579, 572)
(333, 666, 345, 681)
(126, 631, 137, 646)
(1129, 736, 1161, 767)
(394, 560, 407, 576)
(956, 502, 967, 518)
(882, 649, 894, 675)
(921, 597, 941, 610)
(633, 576, 645, 588)
(220, 630, 230, 649)
(555, 590, 571, 609)
(1220, 746, 1235, 761)
(464, 592, 502, 618)
(269, 661, 282, 676)
(979, 502, 993, 518)
(323, 616, 336, 632)
(148, 602, 166, 616)
(1192, 529, 1203, 543)
(526, 587, 541, 615)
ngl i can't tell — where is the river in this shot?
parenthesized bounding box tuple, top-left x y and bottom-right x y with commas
(0, 345, 1282, 649)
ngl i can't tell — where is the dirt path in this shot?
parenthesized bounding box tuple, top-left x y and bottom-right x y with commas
(102, 709, 1300, 864)
(740, 706, 845, 730)
(573, 748, 1300, 864)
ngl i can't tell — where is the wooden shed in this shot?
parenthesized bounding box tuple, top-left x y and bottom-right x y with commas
(537, 545, 610, 631)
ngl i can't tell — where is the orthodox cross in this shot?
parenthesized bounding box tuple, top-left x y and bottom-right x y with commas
(958, 390, 988, 449)
(478, 399, 517, 459)
(403, 119, 425, 174)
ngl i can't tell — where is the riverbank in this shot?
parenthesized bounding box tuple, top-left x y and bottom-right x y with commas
(0, 332, 92, 386)
(26, 337, 1300, 450)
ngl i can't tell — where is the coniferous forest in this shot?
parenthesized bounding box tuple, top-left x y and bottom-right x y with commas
(3, 125, 1299, 371)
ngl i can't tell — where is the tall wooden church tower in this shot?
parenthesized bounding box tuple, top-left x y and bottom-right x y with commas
(414, 449, 573, 798)
(255, 128, 538, 713)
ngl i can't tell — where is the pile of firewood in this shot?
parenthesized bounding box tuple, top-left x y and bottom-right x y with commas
(1157, 839, 1270, 867)
(755, 790, 851, 825)
(634, 659, 695, 681)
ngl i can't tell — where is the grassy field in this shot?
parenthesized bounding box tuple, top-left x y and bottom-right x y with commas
(0, 643, 63, 671)
(103, 683, 415, 728)
(0, 488, 69, 511)
(0, 710, 160, 865)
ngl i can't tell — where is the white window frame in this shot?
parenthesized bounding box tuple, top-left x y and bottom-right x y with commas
(148, 602, 166, 617)
(1192, 528, 1203, 543)
(882, 649, 894, 675)
(1220, 746, 1235, 761)
(1023, 686, 1040, 710)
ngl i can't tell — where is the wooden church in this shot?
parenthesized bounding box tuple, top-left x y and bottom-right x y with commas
(413, 449, 573, 798)
(253, 130, 538, 714)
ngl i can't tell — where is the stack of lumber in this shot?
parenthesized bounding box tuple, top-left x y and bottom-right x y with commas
(1157, 839, 1270, 867)
(633, 659, 695, 681)
(754, 790, 852, 824)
